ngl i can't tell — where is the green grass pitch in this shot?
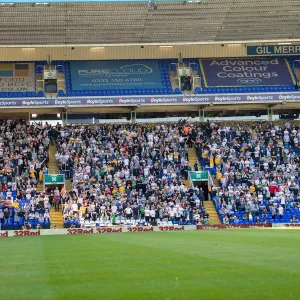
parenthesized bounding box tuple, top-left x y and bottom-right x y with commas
(1, 230, 300, 300)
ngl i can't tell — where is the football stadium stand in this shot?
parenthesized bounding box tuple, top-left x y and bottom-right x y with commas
(195, 121, 300, 225)
(46, 120, 300, 228)
(55, 123, 208, 228)
(2, 115, 300, 229)
(0, 119, 51, 230)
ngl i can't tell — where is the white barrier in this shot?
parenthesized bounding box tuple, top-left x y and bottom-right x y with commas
(271, 223, 300, 228)
(0, 225, 196, 238)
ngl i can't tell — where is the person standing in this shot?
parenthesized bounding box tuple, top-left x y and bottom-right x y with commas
(111, 212, 116, 225)
(54, 187, 60, 212)
(117, 205, 123, 223)
(150, 207, 156, 225)
(53, 193, 59, 212)
(271, 205, 276, 220)
(48, 191, 54, 208)
(124, 204, 132, 221)
(194, 162, 199, 171)
(139, 204, 145, 221)
(39, 170, 43, 184)
(144, 205, 150, 224)
(278, 205, 284, 219)
(199, 188, 205, 207)
(132, 204, 140, 223)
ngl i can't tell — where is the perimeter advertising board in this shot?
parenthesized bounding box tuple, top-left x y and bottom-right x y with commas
(0, 63, 35, 92)
(199, 58, 295, 87)
(0, 225, 196, 237)
(1, 92, 300, 107)
(197, 224, 272, 230)
(70, 60, 163, 90)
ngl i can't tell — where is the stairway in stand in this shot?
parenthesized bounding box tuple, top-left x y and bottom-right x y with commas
(204, 201, 221, 225)
(48, 144, 64, 228)
(65, 179, 73, 192)
(182, 179, 191, 188)
(48, 144, 59, 173)
(169, 70, 179, 91)
(36, 183, 44, 193)
(48, 144, 73, 191)
(182, 147, 200, 187)
(50, 210, 64, 229)
(187, 146, 221, 225)
(188, 147, 200, 170)
(294, 67, 300, 81)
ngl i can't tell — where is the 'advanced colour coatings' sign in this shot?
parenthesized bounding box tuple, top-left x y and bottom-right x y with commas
(199, 58, 295, 87)
(0, 63, 35, 92)
(70, 60, 163, 90)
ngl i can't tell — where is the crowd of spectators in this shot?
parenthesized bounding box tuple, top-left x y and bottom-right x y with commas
(193, 121, 300, 225)
(0, 119, 52, 229)
(2, 118, 300, 230)
(55, 123, 209, 227)
(54, 120, 300, 227)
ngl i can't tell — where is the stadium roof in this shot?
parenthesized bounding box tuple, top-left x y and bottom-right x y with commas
(0, 0, 299, 46)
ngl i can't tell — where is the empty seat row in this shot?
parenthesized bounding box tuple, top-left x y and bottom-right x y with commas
(195, 85, 297, 94)
(65, 88, 175, 97)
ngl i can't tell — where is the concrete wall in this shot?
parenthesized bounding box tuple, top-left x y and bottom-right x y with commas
(0, 44, 247, 61)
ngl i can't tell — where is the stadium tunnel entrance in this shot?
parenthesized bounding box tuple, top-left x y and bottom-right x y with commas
(195, 181, 209, 200)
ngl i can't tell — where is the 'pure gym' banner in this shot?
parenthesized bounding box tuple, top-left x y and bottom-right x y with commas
(0, 63, 35, 92)
(70, 60, 163, 90)
(199, 58, 295, 87)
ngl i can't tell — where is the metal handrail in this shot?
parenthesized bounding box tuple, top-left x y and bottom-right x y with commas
(192, 75, 201, 92)
(188, 171, 194, 188)
(208, 171, 213, 189)
(172, 77, 180, 91)
(46, 169, 60, 174)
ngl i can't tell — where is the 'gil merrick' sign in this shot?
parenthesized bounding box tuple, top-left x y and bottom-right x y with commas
(247, 45, 300, 56)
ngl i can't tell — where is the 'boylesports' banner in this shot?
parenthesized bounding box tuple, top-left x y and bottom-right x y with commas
(70, 60, 163, 90)
(2, 92, 300, 107)
(199, 58, 295, 87)
(0, 63, 35, 92)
